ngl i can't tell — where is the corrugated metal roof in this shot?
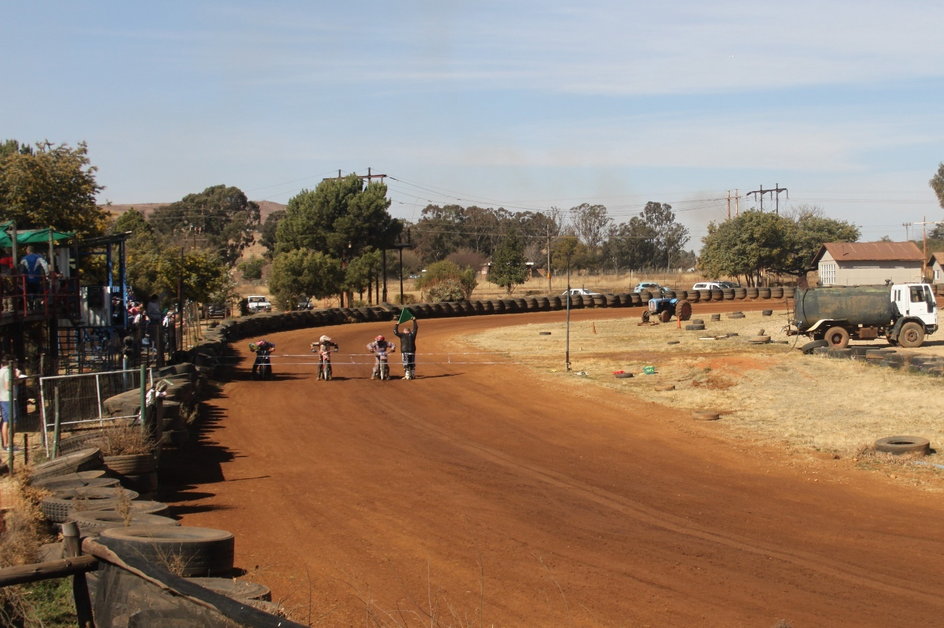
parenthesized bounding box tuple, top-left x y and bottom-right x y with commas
(820, 241, 924, 262)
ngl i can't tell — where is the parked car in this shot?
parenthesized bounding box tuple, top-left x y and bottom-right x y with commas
(246, 295, 272, 313)
(206, 303, 226, 319)
(632, 282, 664, 294)
(561, 288, 601, 297)
(692, 281, 740, 291)
(296, 297, 313, 310)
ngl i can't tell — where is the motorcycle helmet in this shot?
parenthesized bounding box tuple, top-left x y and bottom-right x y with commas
(375, 335, 385, 342)
(320, 335, 332, 343)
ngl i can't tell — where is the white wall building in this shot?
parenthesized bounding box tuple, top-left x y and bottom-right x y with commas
(812, 242, 924, 286)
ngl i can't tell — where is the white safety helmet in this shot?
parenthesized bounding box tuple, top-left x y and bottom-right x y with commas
(320, 335, 332, 343)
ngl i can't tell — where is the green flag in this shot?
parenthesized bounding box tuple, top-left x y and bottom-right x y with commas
(397, 308, 415, 324)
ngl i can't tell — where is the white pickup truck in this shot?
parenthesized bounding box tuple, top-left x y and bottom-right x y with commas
(246, 295, 272, 313)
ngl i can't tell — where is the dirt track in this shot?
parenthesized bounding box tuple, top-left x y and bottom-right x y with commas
(165, 305, 944, 626)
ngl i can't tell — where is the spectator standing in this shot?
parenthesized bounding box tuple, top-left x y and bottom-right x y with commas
(19, 245, 48, 308)
(1, 354, 23, 451)
(393, 312, 419, 380)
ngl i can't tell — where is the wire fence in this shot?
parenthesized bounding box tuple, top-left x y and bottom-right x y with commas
(39, 368, 155, 451)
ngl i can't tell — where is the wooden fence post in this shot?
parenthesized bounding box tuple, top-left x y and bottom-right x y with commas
(62, 522, 95, 628)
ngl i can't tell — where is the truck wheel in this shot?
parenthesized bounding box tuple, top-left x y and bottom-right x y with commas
(897, 322, 925, 348)
(675, 300, 692, 321)
(823, 326, 850, 348)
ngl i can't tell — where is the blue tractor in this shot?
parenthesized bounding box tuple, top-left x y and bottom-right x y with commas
(641, 297, 693, 323)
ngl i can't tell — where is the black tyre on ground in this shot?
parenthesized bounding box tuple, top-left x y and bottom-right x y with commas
(873, 436, 931, 456)
(98, 525, 235, 577)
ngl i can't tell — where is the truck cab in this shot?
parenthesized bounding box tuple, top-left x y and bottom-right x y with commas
(892, 283, 937, 328)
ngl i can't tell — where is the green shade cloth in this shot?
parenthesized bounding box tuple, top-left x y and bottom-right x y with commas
(0, 224, 75, 248)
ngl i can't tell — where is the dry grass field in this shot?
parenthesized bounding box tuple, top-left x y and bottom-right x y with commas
(464, 306, 944, 489)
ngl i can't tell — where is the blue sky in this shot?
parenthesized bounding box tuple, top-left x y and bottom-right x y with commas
(3, 1, 943, 248)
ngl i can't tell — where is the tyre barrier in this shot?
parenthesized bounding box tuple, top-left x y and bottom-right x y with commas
(187, 577, 272, 602)
(77, 500, 170, 517)
(33, 476, 120, 492)
(31, 448, 105, 483)
(213, 278, 800, 344)
(98, 525, 235, 577)
(30, 469, 107, 487)
(71, 511, 180, 537)
(104, 453, 157, 476)
(41, 487, 140, 523)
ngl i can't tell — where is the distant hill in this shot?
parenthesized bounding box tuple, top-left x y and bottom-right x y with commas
(103, 200, 287, 222)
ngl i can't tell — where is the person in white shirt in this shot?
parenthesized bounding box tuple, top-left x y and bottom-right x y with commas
(0, 354, 23, 451)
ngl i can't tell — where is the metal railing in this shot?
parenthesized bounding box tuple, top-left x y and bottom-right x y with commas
(39, 367, 154, 453)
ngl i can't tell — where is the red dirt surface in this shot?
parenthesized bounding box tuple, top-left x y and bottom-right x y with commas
(164, 305, 944, 626)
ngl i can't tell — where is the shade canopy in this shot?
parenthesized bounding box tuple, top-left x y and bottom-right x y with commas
(0, 221, 75, 248)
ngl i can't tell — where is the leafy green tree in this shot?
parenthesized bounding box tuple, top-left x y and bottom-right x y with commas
(489, 229, 528, 294)
(150, 185, 260, 265)
(930, 163, 944, 209)
(640, 202, 690, 269)
(411, 204, 468, 263)
(569, 203, 611, 248)
(127, 247, 233, 304)
(344, 249, 382, 301)
(111, 208, 152, 237)
(0, 140, 107, 236)
(276, 175, 400, 262)
(415, 260, 477, 302)
(602, 217, 656, 271)
(787, 207, 860, 272)
(550, 235, 591, 279)
(447, 248, 487, 273)
(699, 211, 790, 285)
(259, 209, 285, 258)
(238, 256, 265, 280)
(268, 249, 344, 310)
(699, 209, 858, 285)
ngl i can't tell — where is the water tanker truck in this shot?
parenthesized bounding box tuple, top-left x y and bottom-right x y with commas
(789, 283, 938, 348)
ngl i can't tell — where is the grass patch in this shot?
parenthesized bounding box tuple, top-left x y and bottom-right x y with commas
(464, 310, 944, 488)
(1, 472, 76, 627)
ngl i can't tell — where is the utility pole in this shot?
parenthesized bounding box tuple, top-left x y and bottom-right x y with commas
(746, 183, 788, 214)
(546, 224, 553, 293)
(323, 168, 387, 185)
(903, 222, 912, 241)
(726, 190, 741, 219)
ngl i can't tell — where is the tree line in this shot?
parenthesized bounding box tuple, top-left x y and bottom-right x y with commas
(5, 139, 944, 308)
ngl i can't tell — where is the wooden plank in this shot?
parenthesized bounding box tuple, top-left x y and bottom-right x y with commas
(0, 555, 98, 587)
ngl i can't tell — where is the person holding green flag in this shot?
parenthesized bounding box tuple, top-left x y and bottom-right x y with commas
(393, 309, 419, 380)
